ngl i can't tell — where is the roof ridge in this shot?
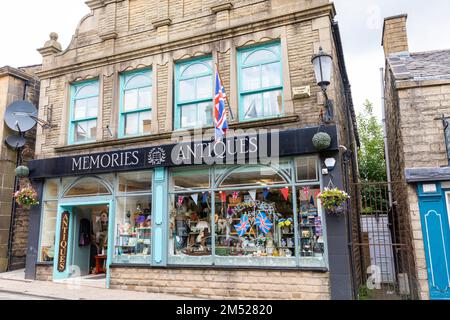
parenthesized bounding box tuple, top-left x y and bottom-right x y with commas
(410, 48, 450, 55)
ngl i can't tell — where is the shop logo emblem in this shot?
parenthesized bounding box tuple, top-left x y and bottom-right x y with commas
(147, 147, 166, 165)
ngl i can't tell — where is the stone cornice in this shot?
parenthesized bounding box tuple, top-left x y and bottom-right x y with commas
(53, 115, 299, 154)
(36, 3, 335, 79)
(0, 66, 38, 81)
(396, 78, 450, 90)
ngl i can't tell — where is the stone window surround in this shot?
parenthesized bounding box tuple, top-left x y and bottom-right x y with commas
(56, 31, 295, 148)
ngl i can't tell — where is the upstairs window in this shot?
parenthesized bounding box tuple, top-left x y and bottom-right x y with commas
(119, 69, 153, 137)
(69, 80, 99, 144)
(238, 42, 283, 121)
(175, 57, 214, 130)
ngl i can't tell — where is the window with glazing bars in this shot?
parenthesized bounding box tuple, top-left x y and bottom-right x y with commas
(238, 42, 284, 121)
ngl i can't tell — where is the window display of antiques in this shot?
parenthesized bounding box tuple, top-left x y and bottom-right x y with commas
(170, 193, 212, 256)
(116, 202, 152, 256)
(298, 187, 324, 257)
(169, 187, 324, 259)
(215, 189, 296, 257)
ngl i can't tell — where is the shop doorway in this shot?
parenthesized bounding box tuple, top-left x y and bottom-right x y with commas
(53, 201, 112, 288)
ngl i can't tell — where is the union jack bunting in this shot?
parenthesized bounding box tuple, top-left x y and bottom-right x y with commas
(255, 212, 273, 234)
(232, 191, 239, 200)
(234, 214, 250, 237)
(214, 71, 229, 141)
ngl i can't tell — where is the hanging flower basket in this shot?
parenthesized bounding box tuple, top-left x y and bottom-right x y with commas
(317, 188, 350, 215)
(15, 165, 30, 178)
(312, 132, 332, 150)
(13, 184, 39, 207)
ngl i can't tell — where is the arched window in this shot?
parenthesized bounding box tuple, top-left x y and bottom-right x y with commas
(175, 57, 214, 129)
(63, 176, 112, 198)
(119, 69, 153, 137)
(69, 80, 99, 144)
(238, 42, 283, 121)
(217, 164, 289, 188)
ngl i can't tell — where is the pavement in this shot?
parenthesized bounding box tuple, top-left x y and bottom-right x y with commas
(0, 269, 191, 300)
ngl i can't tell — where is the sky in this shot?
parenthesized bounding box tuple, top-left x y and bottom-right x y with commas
(1, 0, 450, 118)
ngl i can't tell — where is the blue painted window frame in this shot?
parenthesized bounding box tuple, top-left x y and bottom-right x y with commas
(237, 41, 284, 122)
(119, 68, 153, 138)
(68, 79, 99, 145)
(174, 56, 214, 130)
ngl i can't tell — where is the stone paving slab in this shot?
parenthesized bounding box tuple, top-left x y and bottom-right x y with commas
(0, 278, 193, 300)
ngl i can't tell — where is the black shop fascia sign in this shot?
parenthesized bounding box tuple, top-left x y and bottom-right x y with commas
(28, 126, 338, 179)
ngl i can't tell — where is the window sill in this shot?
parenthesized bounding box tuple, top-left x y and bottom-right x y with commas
(54, 115, 299, 153)
(109, 263, 328, 273)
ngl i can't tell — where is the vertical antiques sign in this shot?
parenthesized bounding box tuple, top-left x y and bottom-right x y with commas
(57, 211, 70, 272)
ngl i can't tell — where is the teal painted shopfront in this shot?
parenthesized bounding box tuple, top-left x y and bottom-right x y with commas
(36, 157, 328, 288)
(26, 127, 348, 291)
(417, 182, 450, 300)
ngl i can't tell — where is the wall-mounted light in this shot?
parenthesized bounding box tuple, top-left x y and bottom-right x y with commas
(312, 47, 334, 122)
(324, 157, 337, 171)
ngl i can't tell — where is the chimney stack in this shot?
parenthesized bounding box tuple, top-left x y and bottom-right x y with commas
(382, 14, 409, 57)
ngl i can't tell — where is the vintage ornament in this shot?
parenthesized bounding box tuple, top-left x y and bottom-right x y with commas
(15, 165, 30, 177)
(312, 132, 332, 150)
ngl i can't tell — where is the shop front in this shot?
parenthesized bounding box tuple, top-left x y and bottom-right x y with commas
(26, 125, 351, 298)
(406, 168, 450, 300)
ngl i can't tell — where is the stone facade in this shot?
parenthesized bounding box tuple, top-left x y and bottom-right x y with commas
(33, 0, 358, 299)
(0, 66, 40, 272)
(110, 266, 330, 299)
(383, 14, 450, 300)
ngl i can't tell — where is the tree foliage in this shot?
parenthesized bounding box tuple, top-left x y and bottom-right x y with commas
(357, 100, 387, 182)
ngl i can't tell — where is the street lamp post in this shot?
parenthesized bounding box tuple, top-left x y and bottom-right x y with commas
(312, 47, 334, 122)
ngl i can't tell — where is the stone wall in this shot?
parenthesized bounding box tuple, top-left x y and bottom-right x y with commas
(34, 1, 353, 161)
(0, 67, 40, 272)
(110, 267, 330, 299)
(35, 263, 53, 281)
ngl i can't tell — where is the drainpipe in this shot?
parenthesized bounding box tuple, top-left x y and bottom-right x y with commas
(6, 80, 29, 271)
(380, 68, 393, 208)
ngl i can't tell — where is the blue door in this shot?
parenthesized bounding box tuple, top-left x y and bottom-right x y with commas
(418, 185, 450, 300)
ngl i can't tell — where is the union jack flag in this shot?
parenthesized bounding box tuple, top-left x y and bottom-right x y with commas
(214, 71, 229, 141)
(234, 215, 250, 237)
(255, 212, 273, 234)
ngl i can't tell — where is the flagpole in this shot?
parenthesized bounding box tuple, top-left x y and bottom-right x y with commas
(215, 61, 235, 121)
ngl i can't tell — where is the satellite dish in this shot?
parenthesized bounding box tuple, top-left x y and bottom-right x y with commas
(4, 101, 38, 132)
(5, 135, 26, 149)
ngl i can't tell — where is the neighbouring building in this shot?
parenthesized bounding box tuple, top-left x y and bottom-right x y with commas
(26, 0, 359, 300)
(0, 65, 40, 272)
(383, 14, 450, 300)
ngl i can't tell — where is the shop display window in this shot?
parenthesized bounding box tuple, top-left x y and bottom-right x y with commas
(214, 188, 296, 267)
(297, 186, 325, 261)
(118, 171, 153, 193)
(114, 195, 152, 264)
(39, 180, 59, 262)
(168, 192, 213, 265)
(168, 157, 325, 268)
(114, 170, 153, 264)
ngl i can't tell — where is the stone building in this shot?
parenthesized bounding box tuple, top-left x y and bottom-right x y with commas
(0, 65, 40, 272)
(27, 0, 359, 300)
(383, 14, 450, 300)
